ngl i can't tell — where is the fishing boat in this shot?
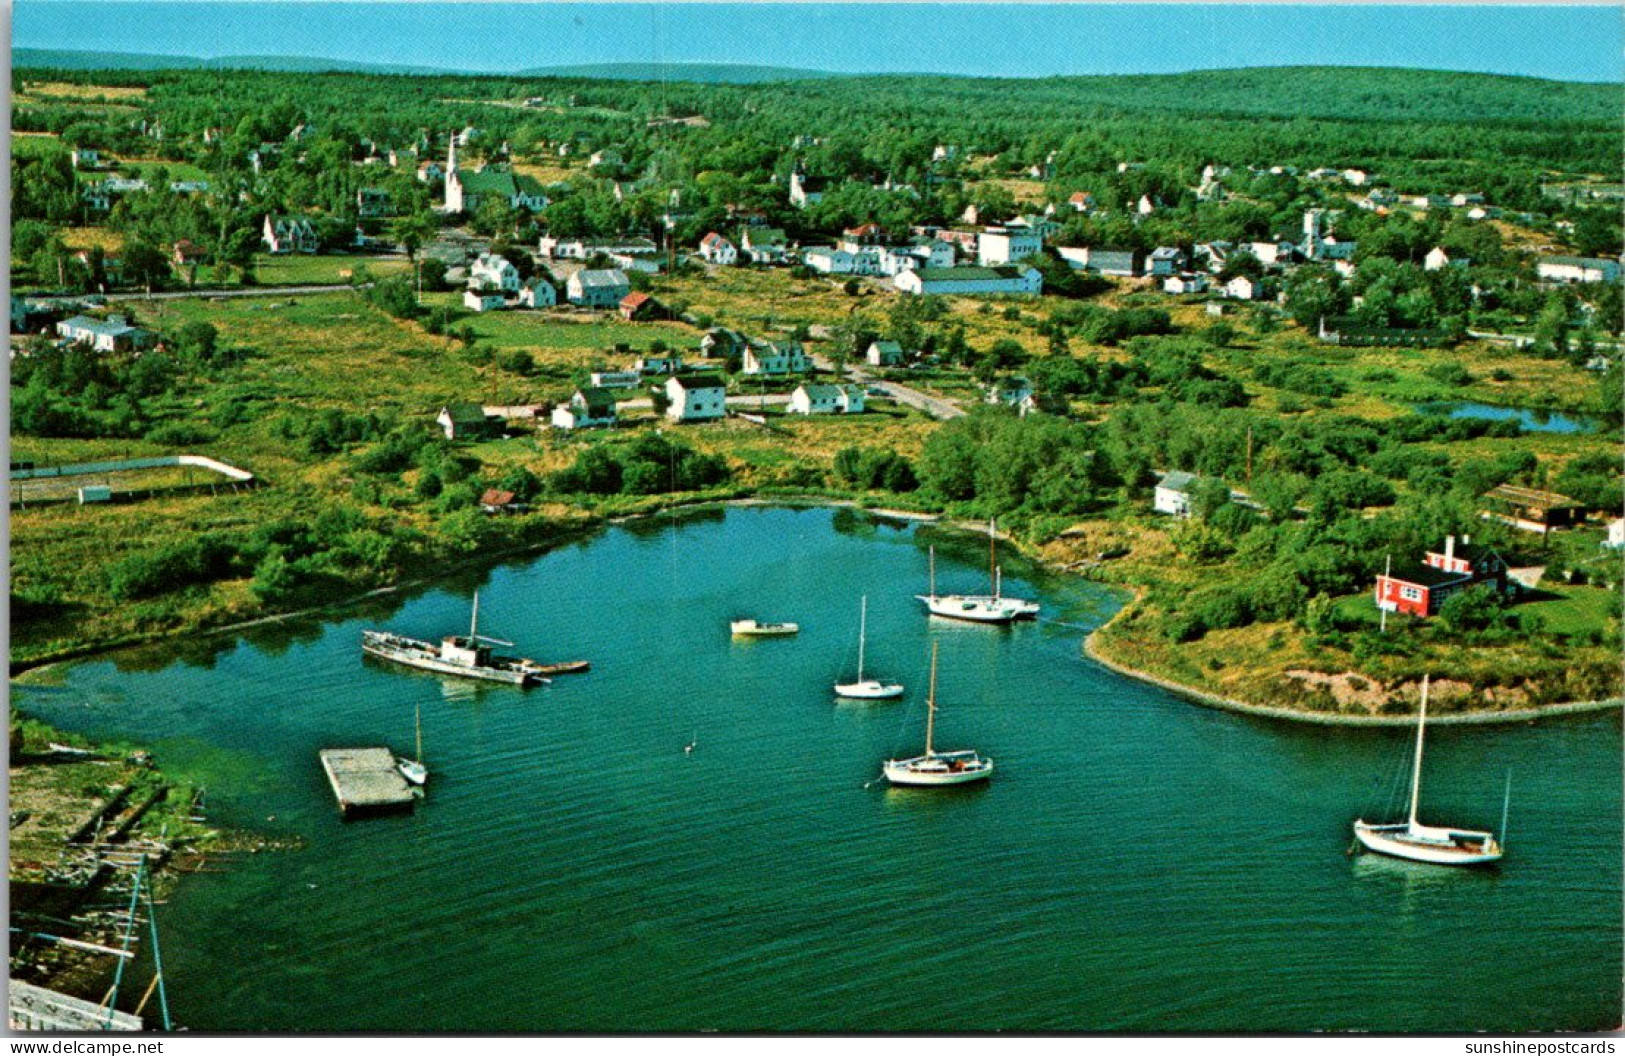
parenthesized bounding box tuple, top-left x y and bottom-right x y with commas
(834, 596, 904, 700)
(916, 520, 1039, 624)
(397, 702, 428, 786)
(1352, 676, 1506, 867)
(730, 619, 800, 637)
(363, 591, 584, 686)
(882, 643, 993, 787)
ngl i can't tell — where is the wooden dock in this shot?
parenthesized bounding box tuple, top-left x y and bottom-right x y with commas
(319, 748, 417, 817)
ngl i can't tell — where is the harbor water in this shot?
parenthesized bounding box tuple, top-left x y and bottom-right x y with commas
(12, 506, 1621, 1031)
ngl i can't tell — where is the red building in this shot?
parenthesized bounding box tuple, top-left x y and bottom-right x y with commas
(1374, 535, 1509, 618)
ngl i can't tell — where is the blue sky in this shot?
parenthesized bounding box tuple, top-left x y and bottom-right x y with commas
(14, 3, 1624, 82)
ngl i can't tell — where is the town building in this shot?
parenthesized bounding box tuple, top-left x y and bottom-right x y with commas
(550, 388, 619, 431)
(894, 265, 1042, 297)
(462, 289, 507, 312)
(1481, 484, 1585, 535)
(436, 403, 502, 441)
(468, 253, 521, 292)
(567, 269, 632, 308)
(518, 278, 557, 308)
(262, 215, 318, 254)
(1536, 256, 1622, 284)
(1374, 535, 1510, 618)
(1055, 246, 1141, 277)
(977, 227, 1043, 267)
(666, 375, 728, 422)
(699, 232, 738, 265)
(1153, 471, 1203, 517)
(55, 314, 158, 354)
(619, 291, 665, 321)
(739, 227, 789, 264)
(787, 383, 865, 415)
(866, 340, 906, 367)
(742, 342, 810, 376)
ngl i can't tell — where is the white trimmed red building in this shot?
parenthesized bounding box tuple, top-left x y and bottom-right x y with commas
(1374, 535, 1510, 618)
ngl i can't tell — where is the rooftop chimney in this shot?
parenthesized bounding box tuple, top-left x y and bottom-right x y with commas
(1445, 535, 1456, 563)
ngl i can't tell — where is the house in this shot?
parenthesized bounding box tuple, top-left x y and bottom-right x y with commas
(1247, 240, 1299, 268)
(550, 388, 618, 431)
(416, 160, 445, 184)
(894, 266, 1042, 297)
(1136, 195, 1159, 216)
(619, 291, 665, 321)
(699, 232, 738, 266)
(1066, 191, 1097, 212)
(1374, 535, 1511, 618)
(742, 342, 810, 376)
(469, 253, 521, 292)
(1605, 518, 1625, 549)
(1536, 256, 1622, 284)
(1480, 484, 1585, 535)
(444, 140, 547, 213)
(1224, 275, 1262, 301)
(567, 269, 632, 308)
(986, 377, 1035, 411)
(787, 383, 865, 415)
(172, 239, 206, 267)
(539, 236, 660, 260)
(55, 314, 158, 354)
(463, 289, 507, 312)
(436, 403, 502, 441)
(1342, 169, 1370, 186)
(1148, 246, 1186, 277)
(666, 375, 728, 422)
(739, 227, 789, 264)
(1153, 471, 1202, 517)
(518, 278, 557, 308)
(867, 340, 906, 367)
(802, 247, 855, 274)
(634, 354, 684, 375)
(700, 328, 746, 360)
(588, 149, 624, 169)
(1423, 247, 1462, 272)
(977, 227, 1043, 267)
(590, 370, 642, 389)
(262, 215, 318, 254)
(1055, 246, 1141, 278)
(356, 188, 391, 217)
(1163, 274, 1209, 295)
(478, 489, 522, 514)
(70, 148, 100, 169)
(788, 166, 827, 208)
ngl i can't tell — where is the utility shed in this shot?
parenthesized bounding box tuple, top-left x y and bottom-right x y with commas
(319, 748, 416, 817)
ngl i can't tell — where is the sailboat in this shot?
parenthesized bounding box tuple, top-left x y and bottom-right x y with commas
(916, 520, 1039, 623)
(397, 702, 428, 786)
(1351, 676, 1505, 867)
(362, 590, 588, 685)
(835, 595, 904, 699)
(882, 642, 993, 787)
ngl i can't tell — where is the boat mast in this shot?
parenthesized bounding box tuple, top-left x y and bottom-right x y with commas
(925, 642, 938, 757)
(857, 595, 867, 682)
(1500, 770, 1512, 847)
(928, 546, 936, 600)
(414, 701, 424, 764)
(470, 590, 480, 640)
(989, 518, 998, 599)
(1407, 675, 1429, 829)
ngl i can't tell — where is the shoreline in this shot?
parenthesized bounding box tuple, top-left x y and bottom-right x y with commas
(1080, 590, 1624, 727)
(14, 495, 1622, 726)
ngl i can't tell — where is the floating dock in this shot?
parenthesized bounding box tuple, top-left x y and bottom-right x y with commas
(319, 748, 417, 817)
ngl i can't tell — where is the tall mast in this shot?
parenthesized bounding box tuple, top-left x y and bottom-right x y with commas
(989, 518, 998, 595)
(925, 642, 938, 757)
(928, 546, 936, 600)
(470, 590, 480, 639)
(1500, 771, 1512, 847)
(857, 595, 867, 682)
(1407, 675, 1429, 829)
(414, 701, 424, 764)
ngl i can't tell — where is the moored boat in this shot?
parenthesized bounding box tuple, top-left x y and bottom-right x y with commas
(916, 520, 1039, 624)
(1351, 676, 1505, 867)
(882, 643, 993, 787)
(363, 592, 585, 686)
(835, 595, 903, 700)
(730, 619, 800, 637)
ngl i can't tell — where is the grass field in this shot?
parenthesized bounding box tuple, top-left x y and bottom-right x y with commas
(252, 253, 413, 285)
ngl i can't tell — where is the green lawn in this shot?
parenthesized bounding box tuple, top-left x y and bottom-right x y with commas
(1526, 584, 1620, 636)
(253, 254, 412, 286)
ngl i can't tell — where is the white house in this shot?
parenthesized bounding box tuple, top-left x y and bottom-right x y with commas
(699, 232, 738, 266)
(739, 227, 789, 264)
(1056, 246, 1140, 277)
(1423, 247, 1454, 272)
(867, 340, 906, 367)
(894, 266, 1042, 297)
(787, 383, 865, 415)
(742, 342, 810, 376)
(788, 168, 827, 208)
(802, 247, 854, 274)
(567, 269, 632, 308)
(977, 227, 1043, 267)
(550, 387, 618, 431)
(262, 215, 318, 254)
(1224, 275, 1262, 301)
(1154, 471, 1200, 517)
(1537, 256, 1622, 284)
(518, 278, 557, 308)
(1163, 274, 1209, 295)
(1606, 517, 1625, 549)
(590, 370, 642, 389)
(666, 375, 728, 422)
(469, 253, 521, 292)
(55, 314, 158, 353)
(463, 289, 506, 312)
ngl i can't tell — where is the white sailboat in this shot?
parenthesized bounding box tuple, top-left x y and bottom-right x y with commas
(835, 595, 904, 700)
(882, 643, 993, 787)
(397, 701, 428, 786)
(1352, 676, 1504, 867)
(916, 520, 1039, 624)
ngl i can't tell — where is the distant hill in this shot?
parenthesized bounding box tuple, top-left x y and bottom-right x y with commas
(516, 62, 840, 84)
(12, 48, 455, 76)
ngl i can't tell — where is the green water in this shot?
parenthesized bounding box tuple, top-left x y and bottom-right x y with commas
(13, 507, 1622, 1031)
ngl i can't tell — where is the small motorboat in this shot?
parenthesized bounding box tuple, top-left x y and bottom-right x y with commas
(730, 619, 800, 637)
